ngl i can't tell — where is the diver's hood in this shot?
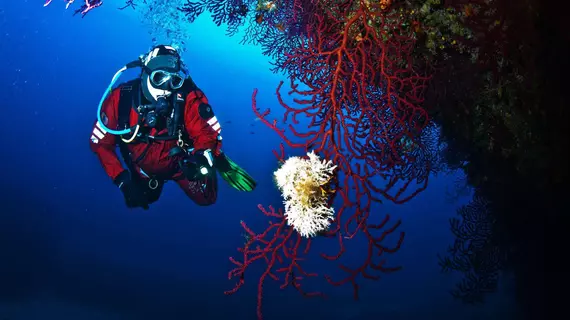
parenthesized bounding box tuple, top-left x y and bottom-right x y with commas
(141, 50, 186, 103)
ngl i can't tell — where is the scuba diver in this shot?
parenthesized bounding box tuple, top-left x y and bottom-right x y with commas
(89, 45, 256, 209)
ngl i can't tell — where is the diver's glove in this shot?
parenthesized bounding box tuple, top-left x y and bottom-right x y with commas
(181, 149, 215, 180)
(114, 170, 149, 210)
(195, 149, 215, 175)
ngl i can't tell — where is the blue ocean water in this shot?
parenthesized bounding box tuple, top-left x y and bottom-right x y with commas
(0, 1, 518, 319)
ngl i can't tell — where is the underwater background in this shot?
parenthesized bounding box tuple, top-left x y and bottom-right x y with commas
(0, 1, 540, 319)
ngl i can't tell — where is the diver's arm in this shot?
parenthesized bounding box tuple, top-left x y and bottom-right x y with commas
(183, 89, 222, 155)
(89, 89, 127, 181)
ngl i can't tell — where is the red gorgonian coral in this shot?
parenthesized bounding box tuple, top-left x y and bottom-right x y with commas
(223, 2, 439, 318)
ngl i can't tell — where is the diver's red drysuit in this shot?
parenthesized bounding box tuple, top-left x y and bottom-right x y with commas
(89, 83, 222, 206)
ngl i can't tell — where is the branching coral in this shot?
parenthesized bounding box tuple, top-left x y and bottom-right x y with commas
(225, 91, 407, 320)
(438, 194, 508, 304)
(43, 0, 102, 16)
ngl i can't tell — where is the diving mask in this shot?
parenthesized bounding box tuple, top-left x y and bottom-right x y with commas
(141, 48, 188, 102)
(150, 69, 185, 90)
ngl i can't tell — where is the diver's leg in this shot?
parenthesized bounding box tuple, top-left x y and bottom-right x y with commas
(175, 174, 218, 206)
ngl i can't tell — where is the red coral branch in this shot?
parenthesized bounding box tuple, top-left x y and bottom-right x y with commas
(225, 198, 324, 320)
(226, 84, 414, 318)
(323, 215, 404, 300)
(44, 0, 102, 16)
(225, 2, 439, 318)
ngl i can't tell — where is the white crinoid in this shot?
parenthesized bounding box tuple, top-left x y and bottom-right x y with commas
(274, 151, 337, 238)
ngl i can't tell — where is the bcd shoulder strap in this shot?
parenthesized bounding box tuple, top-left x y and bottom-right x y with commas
(117, 79, 141, 130)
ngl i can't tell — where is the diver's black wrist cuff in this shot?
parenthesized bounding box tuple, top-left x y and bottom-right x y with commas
(114, 170, 130, 188)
